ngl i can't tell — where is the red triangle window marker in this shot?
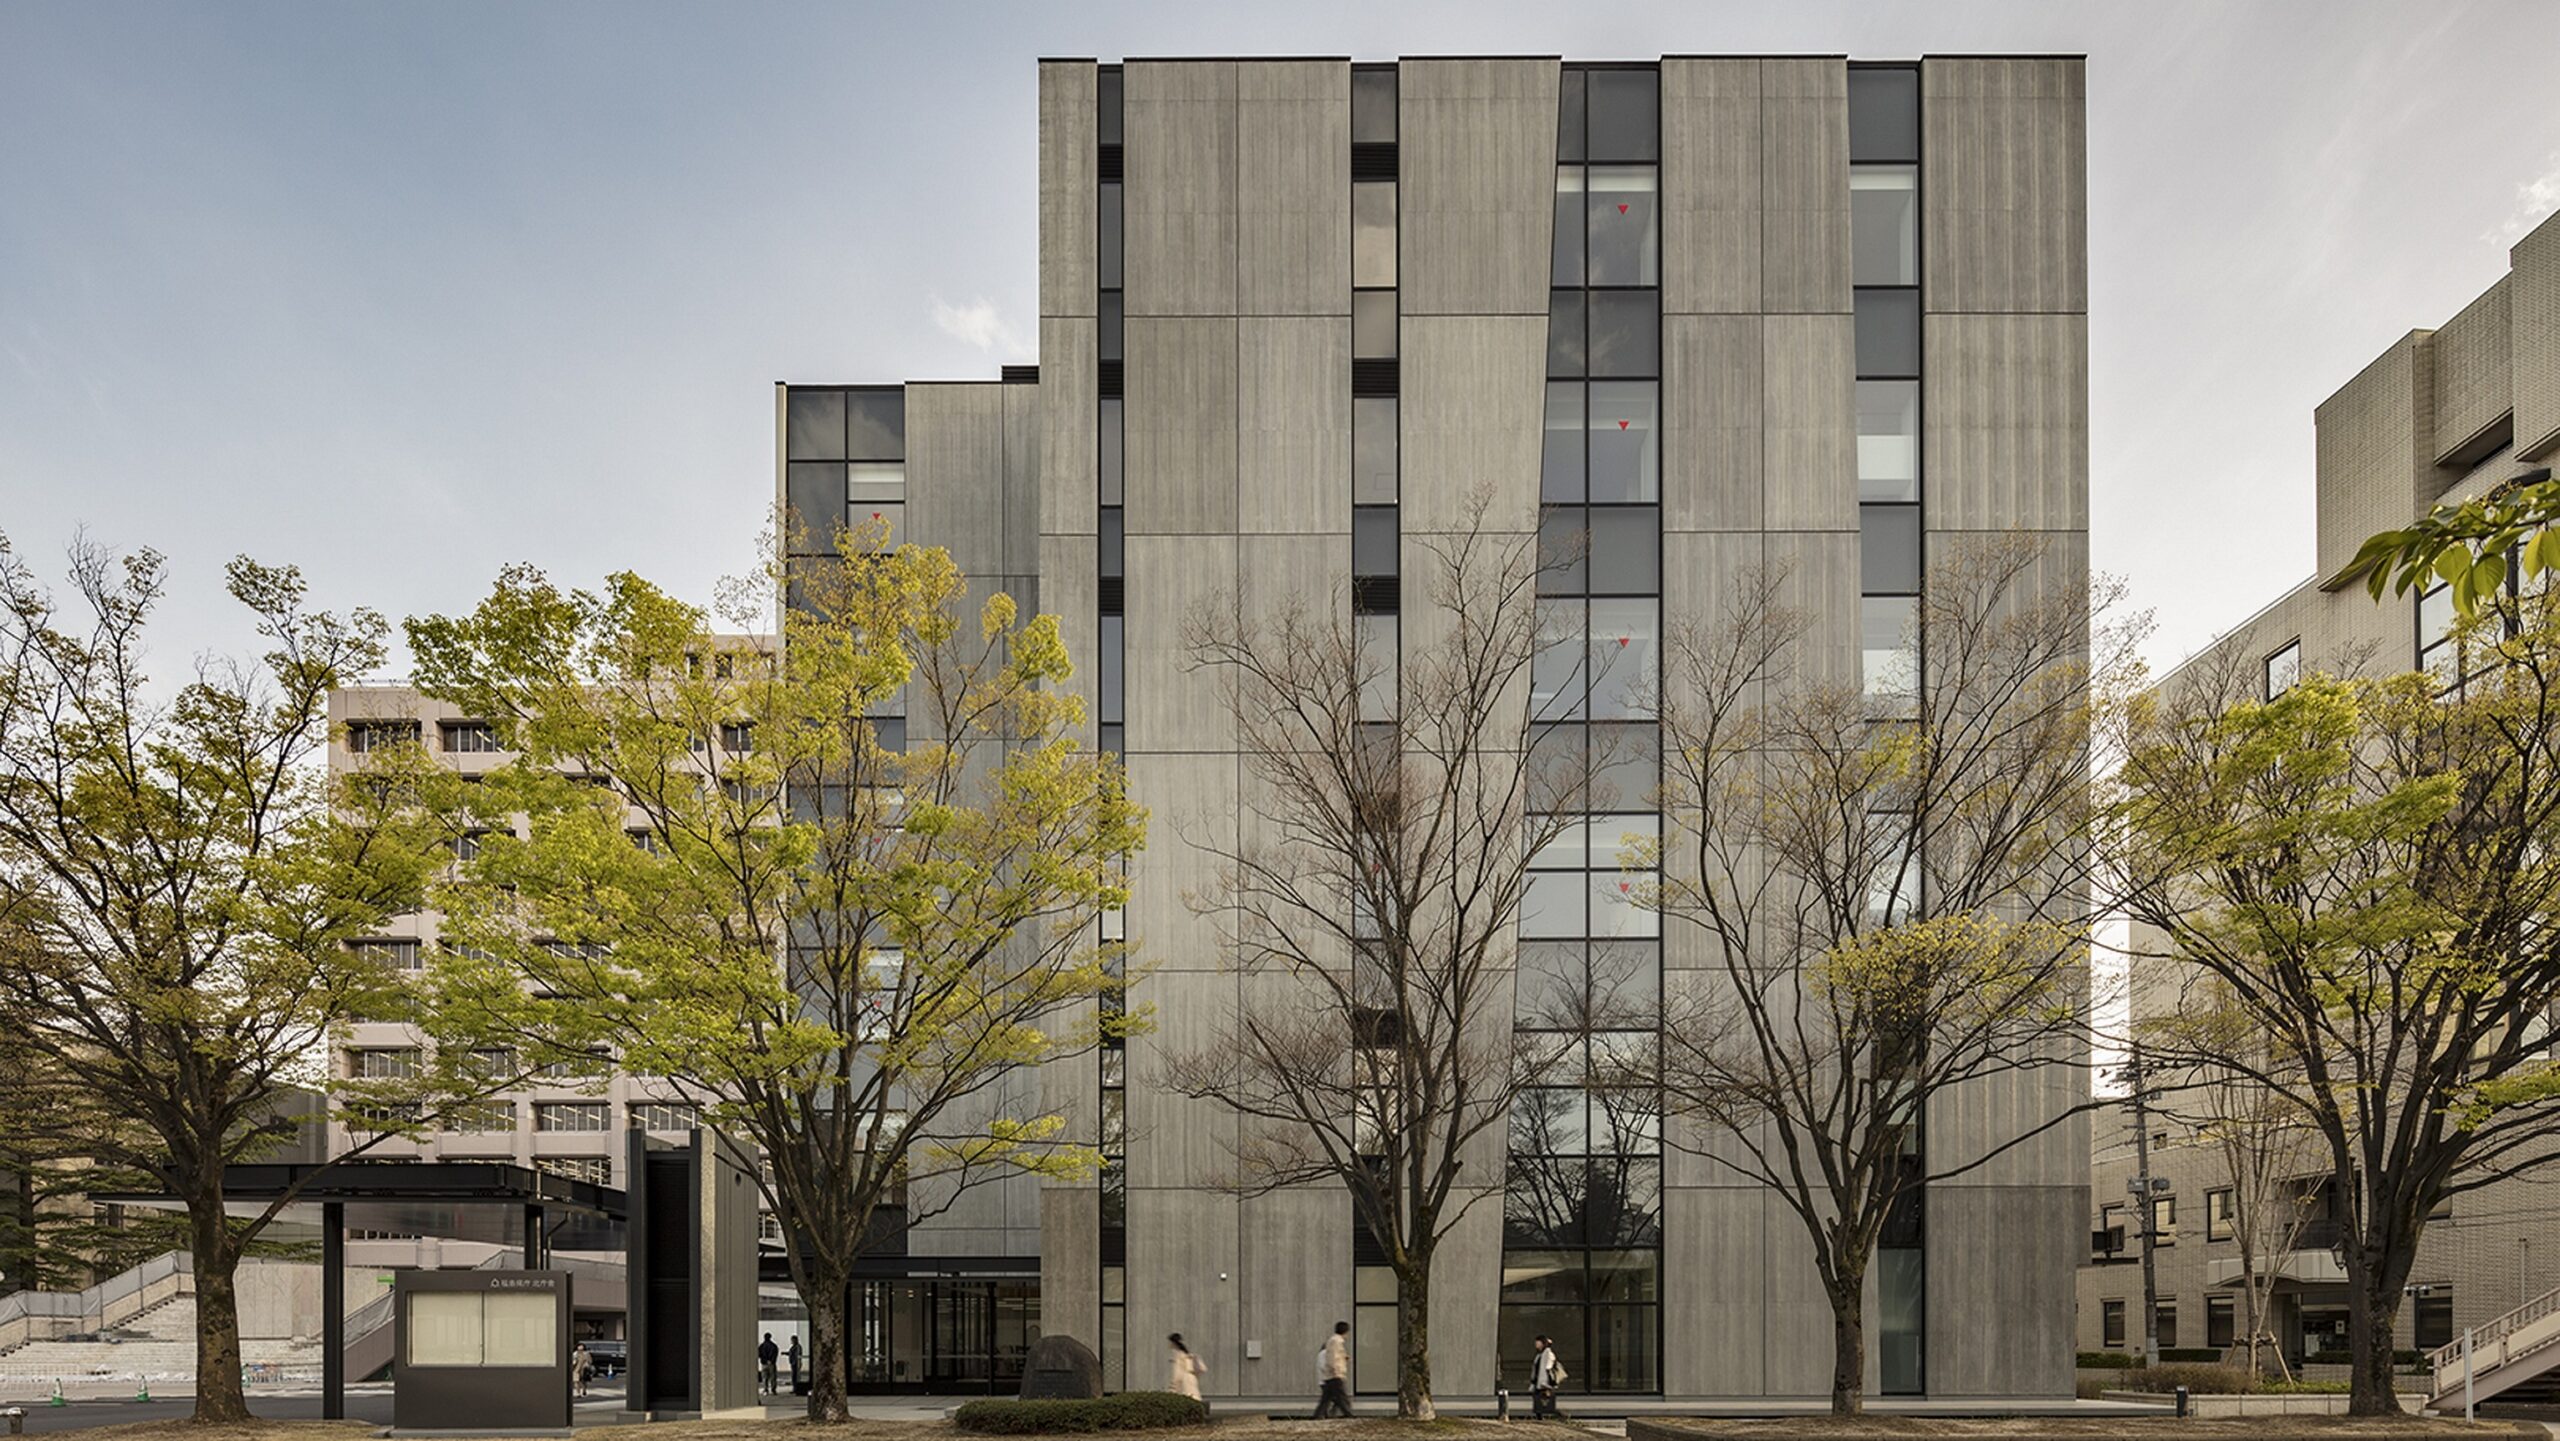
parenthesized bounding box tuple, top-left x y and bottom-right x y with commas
(1619, 880, 1632, 893)
(1617, 203, 1630, 214)
(1617, 419, 1630, 430)
(1617, 636, 1630, 647)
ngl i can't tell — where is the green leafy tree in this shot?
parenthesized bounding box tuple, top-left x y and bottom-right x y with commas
(2331, 465, 2560, 619)
(1645, 536, 2130, 1415)
(409, 523, 1142, 1422)
(2114, 584, 2560, 1414)
(0, 536, 474, 1423)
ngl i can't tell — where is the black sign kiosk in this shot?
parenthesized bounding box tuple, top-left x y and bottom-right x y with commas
(392, 1269, 574, 1431)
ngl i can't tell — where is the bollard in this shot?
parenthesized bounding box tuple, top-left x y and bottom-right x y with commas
(6, 1404, 25, 1435)
(1495, 1387, 1510, 1422)
(2174, 1385, 2189, 1418)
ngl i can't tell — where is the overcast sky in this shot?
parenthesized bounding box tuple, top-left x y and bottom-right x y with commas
(5, 0, 2558, 678)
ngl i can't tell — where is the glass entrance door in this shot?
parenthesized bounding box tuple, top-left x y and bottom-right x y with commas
(848, 1279, 1040, 1392)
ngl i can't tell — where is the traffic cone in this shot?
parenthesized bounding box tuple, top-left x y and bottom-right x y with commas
(47, 1381, 63, 1407)
(134, 1383, 150, 1403)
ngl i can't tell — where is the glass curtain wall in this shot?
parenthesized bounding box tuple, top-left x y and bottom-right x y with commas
(1507, 63, 1663, 1397)
(1094, 62, 1129, 1393)
(1849, 63, 1926, 1397)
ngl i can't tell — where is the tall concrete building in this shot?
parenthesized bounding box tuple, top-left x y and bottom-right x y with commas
(2077, 212, 2560, 1375)
(782, 52, 2090, 1399)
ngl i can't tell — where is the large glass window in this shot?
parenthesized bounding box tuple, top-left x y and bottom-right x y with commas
(1588, 508, 1659, 594)
(1098, 182, 1123, 290)
(1542, 384, 1586, 501)
(1585, 69, 1659, 162)
(1857, 381, 1921, 502)
(1552, 169, 1585, 286)
(1352, 68, 1397, 143)
(847, 390, 904, 459)
(1099, 398, 1124, 505)
(1354, 398, 1399, 503)
(1353, 289, 1399, 359)
(1588, 599, 1657, 721)
(787, 389, 847, 461)
(1533, 599, 1587, 722)
(1586, 167, 1659, 286)
(2264, 641, 2301, 700)
(1587, 383, 1659, 502)
(1855, 289, 1922, 378)
(1862, 596, 1919, 712)
(1353, 183, 1399, 288)
(1851, 167, 1920, 287)
(1848, 67, 1921, 164)
(1587, 291, 1659, 379)
(1860, 506, 1923, 594)
(1548, 291, 1585, 377)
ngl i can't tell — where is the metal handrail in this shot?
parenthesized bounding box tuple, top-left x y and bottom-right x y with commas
(2430, 1283, 2560, 1392)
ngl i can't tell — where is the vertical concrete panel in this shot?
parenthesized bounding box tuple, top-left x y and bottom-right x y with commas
(1399, 59, 1561, 317)
(1239, 61, 1351, 318)
(1762, 1187, 1841, 1396)
(1925, 1059, 2089, 1191)
(1662, 59, 1762, 316)
(2430, 277, 2511, 463)
(1237, 1188, 1354, 1395)
(2313, 337, 2431, 585)
(1925, 1186, 2081, 1396)
(1923, 313, 2089, 533)
(1041, 317, 1099, 537)
(1664, 1187, 1766, 1396)
(905, 384, 1010, 579)
(1664, 315, 1764, 531)
(1400, 315, 1546, 537)
(1123, 535, 1237, 754)
(1126, 970, 1243, 1191)
(1126, 1189, 1242, 1391)
(1002, 382, 1043, 585)
(1126, 317, 1241, 535)
(1044, 1186, 1102, 1349)
(1764, 531, 1860, 693)
(1759, 59, 1850, 315)
(1239, 317, 1353, 536)
(1126, 62, 1238, 318)
(2510, 212, 2560, 461)
(1240, 534, 1348, 639)
(1040, 535, 1099, 726)
(1425, 1190, 1504, 1394)
(1921, 59, 2088, 316)
(1762, 314, 1856, 531)
(1041, 62, 1098, 319)
(1120, 751, 1238, 971)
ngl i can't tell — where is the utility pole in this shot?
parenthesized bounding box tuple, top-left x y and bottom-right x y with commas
(2126, 1046, 2163, 1369)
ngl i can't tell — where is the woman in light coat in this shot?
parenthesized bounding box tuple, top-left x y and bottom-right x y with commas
(1167, 1333, 1205, 1400)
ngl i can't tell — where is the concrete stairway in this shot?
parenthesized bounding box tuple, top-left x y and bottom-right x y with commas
(2429, 1284, 2560, 1410)
(0, 1295, 325, 1391)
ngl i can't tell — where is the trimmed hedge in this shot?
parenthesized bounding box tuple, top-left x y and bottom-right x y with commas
(2076, 1350, 2136, 1368)
(955, 1393, 1211, 1434)
(2104, 1362, 2257, 1394)
(2307, 1348, 2425, 1366)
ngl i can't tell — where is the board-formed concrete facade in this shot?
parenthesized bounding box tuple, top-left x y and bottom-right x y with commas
(782, 53, 2092, 1400)
(2077, 210, 2560, 1366)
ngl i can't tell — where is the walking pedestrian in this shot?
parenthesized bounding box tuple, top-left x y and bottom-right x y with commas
(787, 1333, 804, 1393)
(572, 1342, 594, 1398)
(1311, 1320, 1353, 1417)
(1529, 1334, 1567, 1420)
(1167, 1332, 1206, 1402)
(758, 1332, 780, 1396)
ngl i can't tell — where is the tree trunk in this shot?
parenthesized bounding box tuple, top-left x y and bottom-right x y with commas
(189, 1197, 248, 1424)
(1829, 1276, 1867, 1417)
(1395, 1270, 1433, 1420)
(2348, 1267, 2403, 1417)
(804, 1262, 853, 1423)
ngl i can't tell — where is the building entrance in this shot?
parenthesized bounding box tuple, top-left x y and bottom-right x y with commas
(849, 1277, 1040, 1392)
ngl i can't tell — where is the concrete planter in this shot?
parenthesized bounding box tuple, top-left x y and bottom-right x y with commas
(2098, 1389, 2423, 1416)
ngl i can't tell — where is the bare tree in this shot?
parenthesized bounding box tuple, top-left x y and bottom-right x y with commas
(1648, 535, 2132, 1414)
(1159, 521, 1580, 1419)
